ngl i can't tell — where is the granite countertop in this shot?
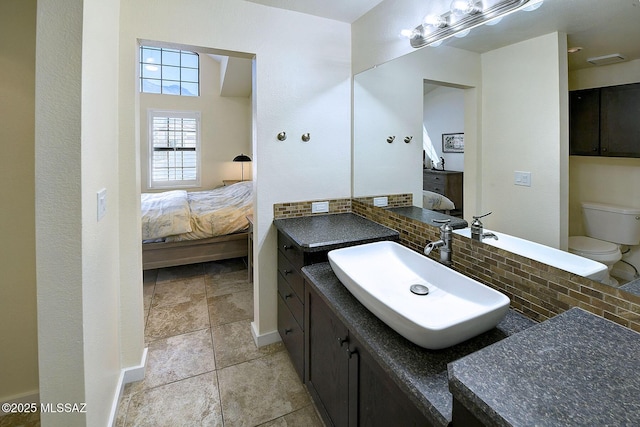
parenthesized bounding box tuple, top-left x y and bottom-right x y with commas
(273, 213, 399, 252)
(620, 277, 640, 296)
(301, 262, 537, 427)
(448, 308, 640, 426)
(388, 206, 468, 229)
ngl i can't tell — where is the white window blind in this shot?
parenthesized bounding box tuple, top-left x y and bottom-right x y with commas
(148, 110, 201, 188)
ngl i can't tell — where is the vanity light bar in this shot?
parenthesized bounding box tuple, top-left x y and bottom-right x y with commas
(409, 0, 539, 49)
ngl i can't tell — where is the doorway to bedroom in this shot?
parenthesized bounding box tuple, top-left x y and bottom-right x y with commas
(138, 41, 256, 273)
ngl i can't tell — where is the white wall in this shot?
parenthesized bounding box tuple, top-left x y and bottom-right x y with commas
(0, 0, 39, 405)
(353, 46, 480, 205)
(139, 53, 252, 191)
(423, 86, 465, 172)
(120, 0, 352, 347)
(480, 32, 568, 248)
(568, 59, 640, 281)
(36, 0, 127, 425)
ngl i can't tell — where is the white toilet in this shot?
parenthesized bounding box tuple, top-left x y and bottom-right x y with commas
(569, 202, 640, 286)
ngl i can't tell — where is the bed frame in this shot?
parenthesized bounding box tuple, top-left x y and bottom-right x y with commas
(142, 232, 249, 270)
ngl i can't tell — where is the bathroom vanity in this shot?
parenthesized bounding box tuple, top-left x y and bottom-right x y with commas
(275, 212, 640, 427)
(273, 213, 399, 380)
(302, 262, 535, 427)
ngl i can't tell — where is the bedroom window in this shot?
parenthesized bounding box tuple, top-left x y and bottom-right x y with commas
(148, 110, 201, 189)
(140, 46, 199, 96)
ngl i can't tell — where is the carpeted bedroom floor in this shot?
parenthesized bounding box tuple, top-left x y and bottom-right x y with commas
(116, 258, 324, 426)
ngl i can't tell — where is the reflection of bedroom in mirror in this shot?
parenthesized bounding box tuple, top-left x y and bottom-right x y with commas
(138, 41, 255, 271)
(422, 82, 465, 217)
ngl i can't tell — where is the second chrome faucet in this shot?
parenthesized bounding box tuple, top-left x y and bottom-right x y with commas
(471, 212, 499, 242)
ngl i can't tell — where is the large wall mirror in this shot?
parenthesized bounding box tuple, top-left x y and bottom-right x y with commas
(353, 0, 640, 296)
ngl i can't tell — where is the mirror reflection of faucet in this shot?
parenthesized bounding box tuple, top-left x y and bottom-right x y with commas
(471, 212, 499, 242)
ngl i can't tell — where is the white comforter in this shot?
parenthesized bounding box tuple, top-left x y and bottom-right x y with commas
(141, 182, 253, 242)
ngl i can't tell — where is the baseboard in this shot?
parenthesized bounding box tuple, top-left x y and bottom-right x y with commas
(107, 347, 148, 427)
(251, 321, 282, 347)
(0, 390, 40, 418)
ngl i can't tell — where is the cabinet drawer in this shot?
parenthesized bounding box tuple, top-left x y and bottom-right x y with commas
(423, 173, 446, 186)
(278, 252, 305, 300)
(278, 273, 304, 328)
(278, 232, 304, 268)
(278, 296, 304, 381)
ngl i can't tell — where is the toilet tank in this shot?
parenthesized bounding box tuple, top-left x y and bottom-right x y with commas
(582, 202, 640, 245)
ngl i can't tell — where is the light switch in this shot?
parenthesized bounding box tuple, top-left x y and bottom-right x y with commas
(97, 188, 107, 221)
(514, 171, 532, 187)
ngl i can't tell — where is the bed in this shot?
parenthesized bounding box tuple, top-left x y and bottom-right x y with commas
(422, 190, 455, 214)
(141, 181, 253, 270)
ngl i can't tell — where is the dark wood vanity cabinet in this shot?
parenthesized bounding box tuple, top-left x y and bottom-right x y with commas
(305, 284, 431, 427)
(570, 83, 640, 157)
(423, 170, 463, 214)
(277, 231, 327, 381)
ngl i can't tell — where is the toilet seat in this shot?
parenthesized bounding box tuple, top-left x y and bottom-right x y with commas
(568, 236, 622, 263)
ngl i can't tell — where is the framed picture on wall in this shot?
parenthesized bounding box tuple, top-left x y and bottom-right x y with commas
(442, 133, 464, 153)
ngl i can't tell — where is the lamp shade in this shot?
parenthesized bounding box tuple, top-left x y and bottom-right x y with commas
(233, 154, 251, 162)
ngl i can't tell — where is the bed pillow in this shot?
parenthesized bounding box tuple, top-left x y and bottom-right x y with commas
(141, 190, 193, 240)
(423, 190, 456, 211)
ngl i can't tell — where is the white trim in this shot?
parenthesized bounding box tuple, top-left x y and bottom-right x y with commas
(251, 321, 282, 348)
(106, 347, 148, 427)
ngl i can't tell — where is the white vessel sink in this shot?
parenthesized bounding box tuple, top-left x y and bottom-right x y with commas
(453, 228, 608, 282)
(327, 241, 510, 350)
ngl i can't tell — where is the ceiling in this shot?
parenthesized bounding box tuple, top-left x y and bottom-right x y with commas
(246, 0, 640, 71)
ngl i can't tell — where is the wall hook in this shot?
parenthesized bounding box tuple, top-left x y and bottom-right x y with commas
(387, 136, 396, 143)
(404, 136, 413, 143)
(277, 131, 287, 141)
(301, 133, 311, 142)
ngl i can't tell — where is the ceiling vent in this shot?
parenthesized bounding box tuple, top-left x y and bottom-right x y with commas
(587, 53, 626, 66)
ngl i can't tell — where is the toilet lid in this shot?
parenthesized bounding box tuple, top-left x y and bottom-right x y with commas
(568, 236, 619, 255)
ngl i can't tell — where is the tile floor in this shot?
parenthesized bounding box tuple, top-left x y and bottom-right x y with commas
(0, 258, 324, 427)
(117, 258, 324, 426)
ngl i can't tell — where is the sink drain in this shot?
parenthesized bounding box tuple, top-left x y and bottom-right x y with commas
(410, 284, 429, 295)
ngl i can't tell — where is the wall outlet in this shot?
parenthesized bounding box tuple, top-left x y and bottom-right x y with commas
(514, 171, 532, 187)
(311, 201, 329, 214)
(373, 196, 388, 207)
(97, 188, 107, 221)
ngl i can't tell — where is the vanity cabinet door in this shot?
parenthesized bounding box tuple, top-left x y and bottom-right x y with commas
(569, 88, 600, 156)
(306, 285, 350, 427)
(349, 334, 432, 427)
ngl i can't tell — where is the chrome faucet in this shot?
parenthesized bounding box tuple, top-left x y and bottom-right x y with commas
(471, 212, 499, 241)
(424, 219, 452, 266)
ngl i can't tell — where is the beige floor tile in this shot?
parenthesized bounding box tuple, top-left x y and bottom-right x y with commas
(125, 372, 222, 427)
(115, 392, 132, 427)
(203, 258, 247, 276)
(143, 269, 157, 285)
(208, 290, 253, 326)
(145, 298, 209, 341)
(257, 404, 325, 427)
(212, 320, 284, 369)
(152, 276, 205, 308)
(205, 270, 251, 298)
(143, 281, 154, 312)
(142, 328, 215, 389)
(156, 263, 204, 284)
(218, 351, 310, 427)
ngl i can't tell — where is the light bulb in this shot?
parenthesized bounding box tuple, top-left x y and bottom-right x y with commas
(423, 14, 448, 28)
(450, 0, 482, 17)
